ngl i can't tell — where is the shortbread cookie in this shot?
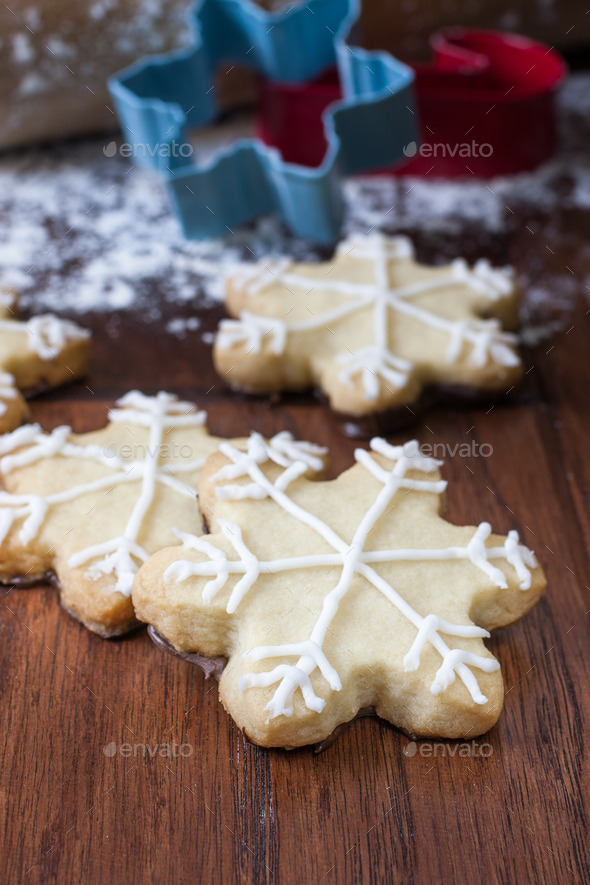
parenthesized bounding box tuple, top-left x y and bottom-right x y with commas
(0, 374, 30, 436)
(0, 285, 90, 431)
(213, 234, 522, 433)
(134, 436, 545, 749)
(0, 390, 327, 637)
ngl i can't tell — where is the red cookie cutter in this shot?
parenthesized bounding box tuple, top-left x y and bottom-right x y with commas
(256, 28, 567, 177)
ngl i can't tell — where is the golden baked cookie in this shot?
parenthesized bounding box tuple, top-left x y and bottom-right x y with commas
(214, 234, 522, 432)
(0, 285, 90, 432)
(0, 391, 326, 636)
(133, 435, 545, 748)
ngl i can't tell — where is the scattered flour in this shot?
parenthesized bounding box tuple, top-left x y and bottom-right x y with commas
(519, 319, 568, 347)
(12, 32, 35, 65)
(166, 316, 201, 337)
(0, 74, 587, 349)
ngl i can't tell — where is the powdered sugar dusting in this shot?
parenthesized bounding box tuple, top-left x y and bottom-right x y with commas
(0, 74, 587, 348)
(0, 143, 327, 317)
(166, 316, 201, 337)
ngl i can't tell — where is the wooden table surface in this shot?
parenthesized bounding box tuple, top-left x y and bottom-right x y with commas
(2, 170, 590, 883)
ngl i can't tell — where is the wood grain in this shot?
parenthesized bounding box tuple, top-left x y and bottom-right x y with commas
(1, 215, 589, 885)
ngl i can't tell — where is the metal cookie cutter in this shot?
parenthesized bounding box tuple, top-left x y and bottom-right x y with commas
(257, 27, 567, 178)
(109, 0, 416, 243)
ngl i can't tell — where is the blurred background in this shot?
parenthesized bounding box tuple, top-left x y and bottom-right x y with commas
(0, 0, 588, 357)
(1, 0, 588, 150)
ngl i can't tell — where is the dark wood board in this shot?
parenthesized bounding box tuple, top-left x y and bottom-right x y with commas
(1, 201, 589, 885)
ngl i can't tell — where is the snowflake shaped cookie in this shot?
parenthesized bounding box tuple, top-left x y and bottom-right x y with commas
(0, 285, 90, 432)
(213, 234, 522, 431)
(0, 390, 327, 637)
(134, 436, 545, 748)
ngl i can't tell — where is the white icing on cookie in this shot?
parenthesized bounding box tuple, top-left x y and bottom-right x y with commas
(218, 233, 519, 400)
(0, 392, 206, 595)
(165, 436, 538, 718)
(226, 258, 292, 297)
(0, 373, 18, 416)
(0, 314, 90, 360)
(216, 312, 287, 356)
(0, 398, 326, 598)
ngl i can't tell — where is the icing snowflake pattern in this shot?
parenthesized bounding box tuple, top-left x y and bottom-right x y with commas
(165, 437, 538, 720)
(217, 233, 520, 401)
(0, 314, 90, 360)
(0, 392, 207, 595)
(0, 395, 326, 598)
(0, 296, 91, 431)
(0, 374, 18, 416)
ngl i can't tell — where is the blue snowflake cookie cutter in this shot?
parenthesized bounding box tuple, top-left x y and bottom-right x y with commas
(109, 0, 416, 243)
